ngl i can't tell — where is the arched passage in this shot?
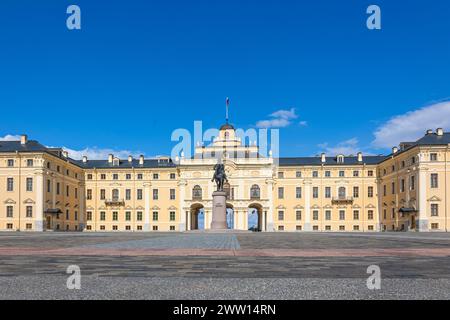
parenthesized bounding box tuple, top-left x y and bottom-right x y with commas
(248, 203, 263, 231)
(190, 203, 205, 230)
(226, 203, 234, 229)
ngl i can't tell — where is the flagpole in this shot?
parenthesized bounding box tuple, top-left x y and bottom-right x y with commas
(225, 97, 229, 124)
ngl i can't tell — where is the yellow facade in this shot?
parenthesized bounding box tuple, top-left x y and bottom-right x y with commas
(1, 127, 449, 232)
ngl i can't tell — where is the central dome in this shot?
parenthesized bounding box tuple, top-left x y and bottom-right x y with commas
(220, 123, 235, 130)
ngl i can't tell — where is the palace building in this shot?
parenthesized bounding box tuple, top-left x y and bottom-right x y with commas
(1, 124, 449, 232)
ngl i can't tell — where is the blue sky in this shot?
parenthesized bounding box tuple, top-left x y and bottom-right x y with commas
(1, 0, 449, 159)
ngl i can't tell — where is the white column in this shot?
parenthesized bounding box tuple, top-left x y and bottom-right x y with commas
(204, 210, 210, 229)
(178, 180, 187, 231)
(418, 169, 428, 231)
(79, 183, 85, 231)
(144, 182, 151, 231)
(266, 180, 274, 231)
(304, 181, 312, 231)
(262, 210, 267, 231)
(35, 171, 44, 231)
(52, 175, 56, 207)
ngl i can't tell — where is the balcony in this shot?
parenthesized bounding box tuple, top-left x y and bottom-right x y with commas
(105, 199, 125, 206)
(332, 196, 354, 205)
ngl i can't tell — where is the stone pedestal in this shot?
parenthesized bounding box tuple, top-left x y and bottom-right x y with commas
(211, 191, 228, 230)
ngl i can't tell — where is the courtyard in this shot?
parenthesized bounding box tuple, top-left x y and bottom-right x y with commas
(0, 231, 450, 299)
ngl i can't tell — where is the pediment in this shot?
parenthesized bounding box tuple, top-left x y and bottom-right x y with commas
(23, 198, 35, 204)
(168, 205, 177, 210)
(4, 198, 16, 204)
(294, 205, 304, 209)
(352, 204, 361, 209)
(276, 205, 286, 209)
(323, 204, 332, 209)
(86, 206, 94, 210)
(428, 196, 441, 202)
(125, 205, 133, 210)
(151, 205, 160, 210)
(365, 204, 376, 209)
(311, 204, 320, 209)
(136, 206, 144, 210)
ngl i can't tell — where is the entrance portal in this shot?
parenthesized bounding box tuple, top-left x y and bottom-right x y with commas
(190, 203, 205, 230)
(248, 203, 263, 231)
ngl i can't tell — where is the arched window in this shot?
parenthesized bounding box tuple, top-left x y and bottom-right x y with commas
(112, 189, 119, 200)
(192, 185, 202, 200)
(224, 132, 230, 140)
(338, 187, 346, 199)
(250, 184, 260, 199)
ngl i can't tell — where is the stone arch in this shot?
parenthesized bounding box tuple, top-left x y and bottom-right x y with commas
(190, 203, 204, 230)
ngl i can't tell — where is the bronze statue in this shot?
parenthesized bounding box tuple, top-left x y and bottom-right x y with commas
(211, 163, 228, 191)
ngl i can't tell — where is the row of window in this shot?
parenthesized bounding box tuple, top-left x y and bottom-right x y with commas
(5, 177, 34, 192)
(46, 161, 79, 178)
(86, 211, 176, 221)
(86, 225, 175, 231)
(46, 180, 78, 198)
(382, 204, 440, 219)
(6, 159, 35, 167)
(278, 186, 374, 199)
(87, 188, 176, 201)
(4, 206, 33, 218)
(382, 173, 438, 196)
(277, 170, 374, 179)
(87, 172, 176, 180)
(276, 210, 375, 221)
(277, 225, 376, 231)
(381, 153, 438, 176)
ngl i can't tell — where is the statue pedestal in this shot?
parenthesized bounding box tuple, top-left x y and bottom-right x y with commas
(210, 191, 228, 230)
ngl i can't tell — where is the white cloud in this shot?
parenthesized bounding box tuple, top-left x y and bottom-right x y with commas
(62, 147, 144, 160)
(0, 134, 21, 141)
(318, 138, 361, 156)
(299, 121, 308, 126)
(372, 101, 450, 149)
(256, 108, 302, 128)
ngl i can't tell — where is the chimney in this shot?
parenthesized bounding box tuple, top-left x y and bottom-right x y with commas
(20, 134, 28, 145)
(321, 153, 326, 163)
(82, 156, 87, 163)
(436, 128, 444, 136)
(139, 155, 144, 165)
(128, 155, 133, 163)
(357, 152, 363, 162)
(108, 154, 113, 163)
(392, 147, 399, 154)
(426, 129, 433, 135)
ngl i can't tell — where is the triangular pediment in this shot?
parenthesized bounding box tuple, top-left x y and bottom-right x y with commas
(151, 205, 160, 210)
(428, 196, 441, 202)
(168, 205, 177, 210)
(23, 198, 35, 204)
(4, 198, 16, 204)
(365, 204, 376, 209)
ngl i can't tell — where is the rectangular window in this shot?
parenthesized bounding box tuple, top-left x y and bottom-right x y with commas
(6, 206, 13, 218)
(278, 187, 284, 199)
(295, 171, 302, 178)
(137, 189, 143, 200)
(368, 225, 374, 231)
(431, 223, 439, 230)
(400, 179, 405, 192)
(170, 211, 176, 221)
(125, 211, 131, 221)
(295, 187, 302, 199)
(87, 211, 92, 221)
(353, 170, 359, 177)
(312, 187, 319, 198)
(75, 188, 78, 199)
(170, 189, 176, 200)
(27, 159, 33, 167)
(112, 212, 118, 221)
(100, 212, 106, 221)
(325, 171, 331, 177)
(339, 171, 345, 177)
(431, 174, 438, 188)
(392, 208, 396, 219)
(278, 211, 284, 221)
(113, 174, 118, 180)
(312, 210, 319, 220)
(430, 153, 438, 161)
(368, 186, 374, 198)
(26, 223, 32, 230)
(431, 204, 439, 216)
(100, 189, 106, 200)
(410, 175, 415, 190)
(101, 174, 106, 180)
(339, 210, 345, 220)
(26, 177, 33, 191)
(296, 210, 302, 220)
(368, 170, 373, 177)
(66, 185, 70, 197)
(87, 189, 92, 200)
(325, 187, 331, 198)
(153, 226, 159, 231)
(126, 189, 131, 200)
(278, 172, 284, 179)
(391, 182, 395, 194)
(153, 173, 159, 180)
(353, 210, 359, 220)
(56, 182, 60, 195)
(296, 225, 302, 231)
(153, 189, 158, 200)
(383, 185, 386, 196)
(152, 211, 158, 221)
(112, 225, 118, 231)
(353, 225, 360, 231)
(74, 211, 78, 220)
(137, 174, 143, 180)
(7, 178, 13, 191)
(7, 223, 13, 229)
(66, 210, 69, 220)
(87, 174, 93, 180)
(137, 211, 143, 221)
(170, 173, 176, 179)
(325, 210, 331, 220)
(170, 226, 175, 231)
(368, 210, 374, 220)
(353, 186, 359, 198)
(26, 206, 32, 218)
(7, 159, 14, 167)
(126, 174, 131, 180)
(278, 225, 284, 231)
(312, 171, 318, 178)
